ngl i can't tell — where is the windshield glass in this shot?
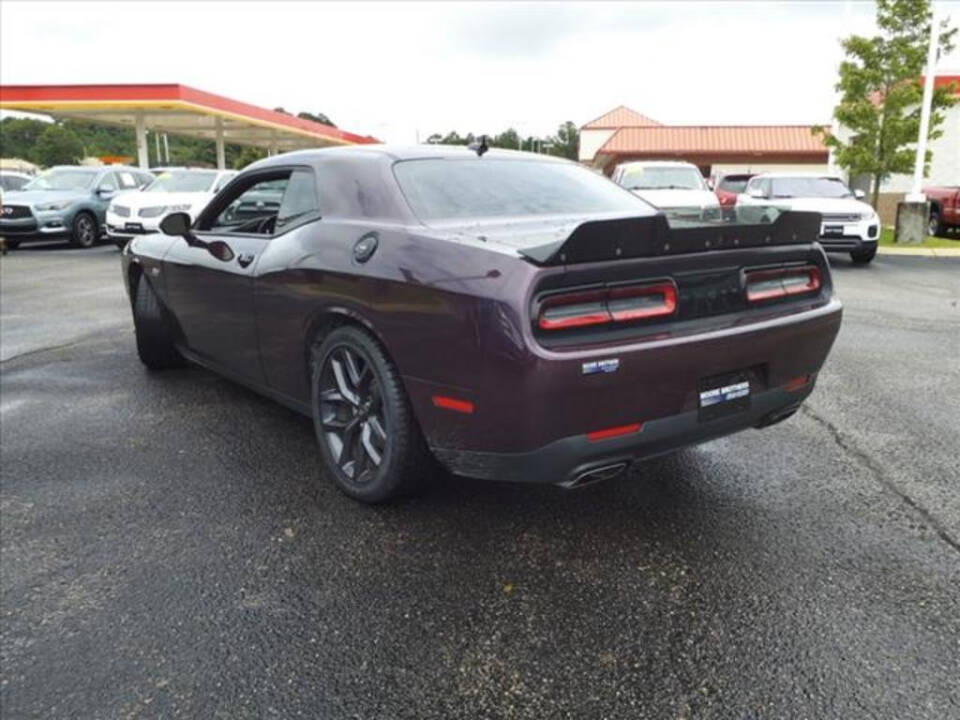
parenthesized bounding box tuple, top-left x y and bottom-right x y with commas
(618, 166, 706, 191)
(770, 177, 852, 199)
(717, 176, 751, 193)
(394, 159, 648, 222)
(145, 171, 217, 193)
(24, 169, 97, 191)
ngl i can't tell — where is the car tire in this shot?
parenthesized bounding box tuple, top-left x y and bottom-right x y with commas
(310, 325, 434, 503)
(70, 212, 98, 248)
(850, 245, 877, 264)
(928, 208, 945, 237)
(4, 239, 20, 250)
(133, 275, 184, 370)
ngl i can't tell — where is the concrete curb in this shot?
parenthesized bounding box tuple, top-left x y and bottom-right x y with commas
(877, 246, 960, 258)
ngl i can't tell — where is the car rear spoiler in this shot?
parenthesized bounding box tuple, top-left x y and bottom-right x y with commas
(518, 210, 822, 266)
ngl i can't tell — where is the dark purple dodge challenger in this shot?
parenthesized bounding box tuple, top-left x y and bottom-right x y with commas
(122, 145, 842, 502)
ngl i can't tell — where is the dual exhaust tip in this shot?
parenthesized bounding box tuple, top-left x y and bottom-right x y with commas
(557, 462, 628, 490)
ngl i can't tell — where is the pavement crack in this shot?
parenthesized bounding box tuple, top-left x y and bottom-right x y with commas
(0, 339, 86, 366)
(801, 404, 960, 555)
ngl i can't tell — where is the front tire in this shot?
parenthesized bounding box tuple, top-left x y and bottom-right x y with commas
(132, 275, 184, 370)
(310, 326, 433, 503)
(70, 212, 98, 248)
(850, 245, 877, 264)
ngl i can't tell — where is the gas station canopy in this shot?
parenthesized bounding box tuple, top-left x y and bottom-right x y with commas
(0, 83, 379, 168)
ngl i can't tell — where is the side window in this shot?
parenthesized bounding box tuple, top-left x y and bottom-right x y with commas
(98, 172, 118, 191)
(206, 176, 289, 235)
(137, 172, 154, 188)
(275, 170, 320, 231)
(760, 178, 772, 197)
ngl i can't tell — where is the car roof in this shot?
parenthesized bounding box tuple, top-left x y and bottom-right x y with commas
(616, 160, 698, 169)
(246, 144, 570, 171)
(751, 172, 843, 180)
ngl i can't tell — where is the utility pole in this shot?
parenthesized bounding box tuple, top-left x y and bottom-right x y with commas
(907, 2, 940, 202)
(896, 2, 941, 243)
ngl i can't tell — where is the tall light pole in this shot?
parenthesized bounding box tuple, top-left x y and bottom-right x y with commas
(907, 2, 941, 202)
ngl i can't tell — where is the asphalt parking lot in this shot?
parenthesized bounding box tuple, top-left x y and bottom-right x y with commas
(2, 242, 958, 719)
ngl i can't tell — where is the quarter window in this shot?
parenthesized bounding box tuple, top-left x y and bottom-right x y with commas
(275, 170, 320, 230)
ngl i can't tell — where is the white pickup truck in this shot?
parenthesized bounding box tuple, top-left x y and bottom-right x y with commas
(738, 173, 880, 264)
(611, 161, 719, 220)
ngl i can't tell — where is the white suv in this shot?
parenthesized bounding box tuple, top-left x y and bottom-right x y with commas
(739, 173, 879, 264)
(611, 161, 719, 220)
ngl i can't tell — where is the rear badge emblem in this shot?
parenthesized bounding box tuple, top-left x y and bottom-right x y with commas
(582, 358, 619, 375)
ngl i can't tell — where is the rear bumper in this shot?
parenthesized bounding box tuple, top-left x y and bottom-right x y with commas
(433, 382, 812, 483)
(412, 294, 842, 482)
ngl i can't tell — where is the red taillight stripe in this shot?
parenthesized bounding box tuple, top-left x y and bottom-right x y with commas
(432, 395, 475, 414)
(538, 281, 677, 331)
(783, 374, 811, 392)
(746, 266, 820, 303)
(586, 422, 643, 442)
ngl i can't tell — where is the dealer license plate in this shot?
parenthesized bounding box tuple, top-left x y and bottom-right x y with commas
(698, 370, 751, 421)
(822, 224, 843, 237)
(125, 222, 144, 232)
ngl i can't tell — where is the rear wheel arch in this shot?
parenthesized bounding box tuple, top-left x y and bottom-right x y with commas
(304, 308, 396, 391)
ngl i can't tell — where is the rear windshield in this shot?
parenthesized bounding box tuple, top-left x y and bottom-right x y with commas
(393, 159, 648, 222)
(770, 177, 853, 199)
(717, 176, 751, 193)
(617, 166, 706, 191)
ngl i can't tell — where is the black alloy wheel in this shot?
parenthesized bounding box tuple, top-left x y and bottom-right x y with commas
(310, 326, 433, 503)
(318, 345, 388, 485)
(72, 212, 97, 248)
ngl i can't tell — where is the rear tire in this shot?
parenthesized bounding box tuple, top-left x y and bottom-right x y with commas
(70, 212, 98, 248)
(928, 208, 945, 237)
(133, 275, 184, 370)
(850, 245, 877, 264)
(310, 326, 434, 503)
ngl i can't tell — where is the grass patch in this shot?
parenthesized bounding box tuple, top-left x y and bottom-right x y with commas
(877, 227, 960, 248)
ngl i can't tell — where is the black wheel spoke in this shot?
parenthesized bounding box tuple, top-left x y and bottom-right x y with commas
(331, 356, 360, 406)
(361, 422, 382, 466)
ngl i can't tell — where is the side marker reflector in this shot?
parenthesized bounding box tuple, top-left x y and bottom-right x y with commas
(586, 422, 643, 442)
(432, 395, 475, 414)
(783, 375, 811, 392)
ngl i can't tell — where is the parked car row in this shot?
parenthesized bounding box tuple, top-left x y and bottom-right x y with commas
(0, 166, 153, 248)
(612, 165, 880, 264)
(0, 166, 235, 250)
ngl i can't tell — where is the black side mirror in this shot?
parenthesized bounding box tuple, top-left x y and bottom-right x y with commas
(160, 211, 192, 236)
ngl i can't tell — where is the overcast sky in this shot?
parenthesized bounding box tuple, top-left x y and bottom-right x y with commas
(2, 1, 958, 143)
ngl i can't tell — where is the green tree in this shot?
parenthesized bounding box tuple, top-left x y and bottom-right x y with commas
(232, 146, 267, 169)
(33, 125, 84, 166)
(0, 117, 49, 163)
(816, 0, 957, 208)
(548, 121, 579, 160)
(492, 128, 521, 149)
(296, 111, 336, 127)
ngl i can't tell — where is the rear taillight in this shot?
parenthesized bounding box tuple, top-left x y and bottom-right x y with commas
(745, 266, 820, 303)
(537, 281, 677, 331)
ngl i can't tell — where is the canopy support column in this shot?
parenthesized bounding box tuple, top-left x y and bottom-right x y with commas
(215, 118, 226, 170)
(135, 112, 149, 169)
